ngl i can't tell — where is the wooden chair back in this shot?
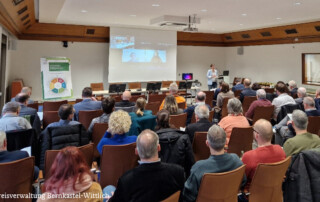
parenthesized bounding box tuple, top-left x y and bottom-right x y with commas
(252, 105, 275, 124)
(131, 95, 146, 102)
(169, 113, 187, 128)
(203, 91, 214, 108)
(44, 143, 94, 180)
(191, 110, 214, 124)
(43, 111, 59, 128)
(0, 157, 34, 202)
(221, 98, 230, 118)
(128, 82, 141, 90)
(197, 165, 246, 202)
(161, 191, 181, 202)
(234, 90, 242, 98)
(233, 77, 242, 86)
(90, 82, 104, 91)
(92, 123, 109, 159)
(78, 110, 103, 130)
(27, 103, 38, 111)
(145, 101, 161, 115)
(227, 127, 253, 157)
(264, 88, 274, 94)
(148, 94, 166, 103)
(75, 98, 83, 103)
(43, 100, 68, 112)
(249, 157, 292, 202)
(242, 96, 257, 114)
(162, 81, 173, 88)
(307, 116, 320, 135)
(177, 102, 186, 109)
(111, 95, 122, 102)
(100, 143, 139, 187)
(192, 132, 210, 162)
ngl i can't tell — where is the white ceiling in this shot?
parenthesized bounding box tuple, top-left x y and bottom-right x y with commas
(38, 0, 320, 34)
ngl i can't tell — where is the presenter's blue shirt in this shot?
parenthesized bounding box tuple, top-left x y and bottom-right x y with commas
(97, 132, 137, 154)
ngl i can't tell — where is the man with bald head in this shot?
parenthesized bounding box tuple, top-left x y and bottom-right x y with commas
(242, 119, 286, 188)
(114, 90, 135, 112)
(108, 129, 184, 202)
(73, 87, 102, 120)
(239, 78, 256, 102)
(184, 91, 212, 125)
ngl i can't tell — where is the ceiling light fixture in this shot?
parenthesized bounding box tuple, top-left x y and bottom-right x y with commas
(294, 2, 301, 5)
(81, 10, 88, 13)
(201, 9, 207, 12)
(241, 13, 247, 16)
(276, 17, 282, 20)
(152, 4, 160, 7)
(239, 24, 243, 26)
(129, 14, 137, 17)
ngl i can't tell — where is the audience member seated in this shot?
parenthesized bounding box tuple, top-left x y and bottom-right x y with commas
(218, 98, 250, 147)
(106, 129, 185, 202)
(128, 97, 156, 135)
(216, 82, 234, 108)
(272, 82, 295, 119)
(0, 131, 39, 181)
(275, 97, 320, 145)
(40, 104, 89, 169)
(74, 87, 102, 120)
(11, 86, 34, 104)
(232, 80, 245, 92)
(159, 82, 186, 110)
(288, 80, 298, 97)
(97, 110, 137, 154)
(163, 95, 184, 115)
(245, 89, 272, 119)
(87, 97, 115, 134)
(242, 119, 285, 188)
(251, 82, 261, 91)
(283, 110, 320, 156)
(213, 81, 223, 101)
(294, 87, 307, 104)
(38, 147, 103, 202)
(315, 88, 320, 110)
(184, 91, 211, 125)
(0, 102, 31, 132)
(114, 90, 135, 112)
(186, 105, 213, 143)
(183, 125, 246, 202)
(240, 78, 256, 102)
(15, 93, 41, 135)
(155, 110, 194, 177)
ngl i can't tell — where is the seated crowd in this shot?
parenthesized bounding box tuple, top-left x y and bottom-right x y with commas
(1, 79, 320, 202)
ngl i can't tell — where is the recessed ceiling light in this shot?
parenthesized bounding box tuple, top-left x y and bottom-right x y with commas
(201, 9, 207, 12)
(239, 24, 244, 26)
(276, 17, 282, 20)
(294, 2, 301, 5)
(241, 13, 247, 16)
(152, 4, 160, 7)
(81, 10, 88, 13)
(129, 14, 137, 17)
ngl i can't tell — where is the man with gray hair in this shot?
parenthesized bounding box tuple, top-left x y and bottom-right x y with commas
(0, 102, 31, 131)
(294, 87, 307, 104)
(183, 125, 246, 202)
(245, 89, 272, 119)
(275, 97, 320, 145)
(108, 129, 184, 202)
(283, 110, 320, 156)
(184, 91, 212, 125)
(186, 104, 213, 142)
(11, 86, 34, 104)
(288, 80, 298, 97)
(159, 82, 186, 110)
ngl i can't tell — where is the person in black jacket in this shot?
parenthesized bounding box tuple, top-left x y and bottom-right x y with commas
(39, 104, 88, 170)
(108, 129, 185, 202)
(185, 104, 213, 143)
(155, 109, 195, 177)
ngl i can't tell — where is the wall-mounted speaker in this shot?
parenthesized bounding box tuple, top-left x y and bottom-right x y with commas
(237, 46, 244, 55)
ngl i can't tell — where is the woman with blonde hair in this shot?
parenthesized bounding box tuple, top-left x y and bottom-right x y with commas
(38, 146, 103, 202)
(97, 110, 137, 154)
(163, 95, 183, 115)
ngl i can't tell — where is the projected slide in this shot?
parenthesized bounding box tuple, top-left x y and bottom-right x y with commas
(108, 27, 177, 83)
(122, 49, 166, 63)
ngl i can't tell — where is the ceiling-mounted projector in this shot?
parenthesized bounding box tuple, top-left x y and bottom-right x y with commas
(150, 15, 200, 29)
(183, 15, 199, 32)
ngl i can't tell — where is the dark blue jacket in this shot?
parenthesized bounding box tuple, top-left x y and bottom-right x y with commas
(240, 88, 256, 102)
(73, 99, 102, 120)
(232, 84, 245, 92)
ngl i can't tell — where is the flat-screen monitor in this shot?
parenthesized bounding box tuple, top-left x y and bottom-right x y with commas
(146, 82, 162, 91)
(223, 71, 229, 76)
(182, 73, 193, 80)
(178, 81, 193, 89)
(109, 83, 126, 93)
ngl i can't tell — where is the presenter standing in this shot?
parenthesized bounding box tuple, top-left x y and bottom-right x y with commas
(207, 64, 219, 90)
